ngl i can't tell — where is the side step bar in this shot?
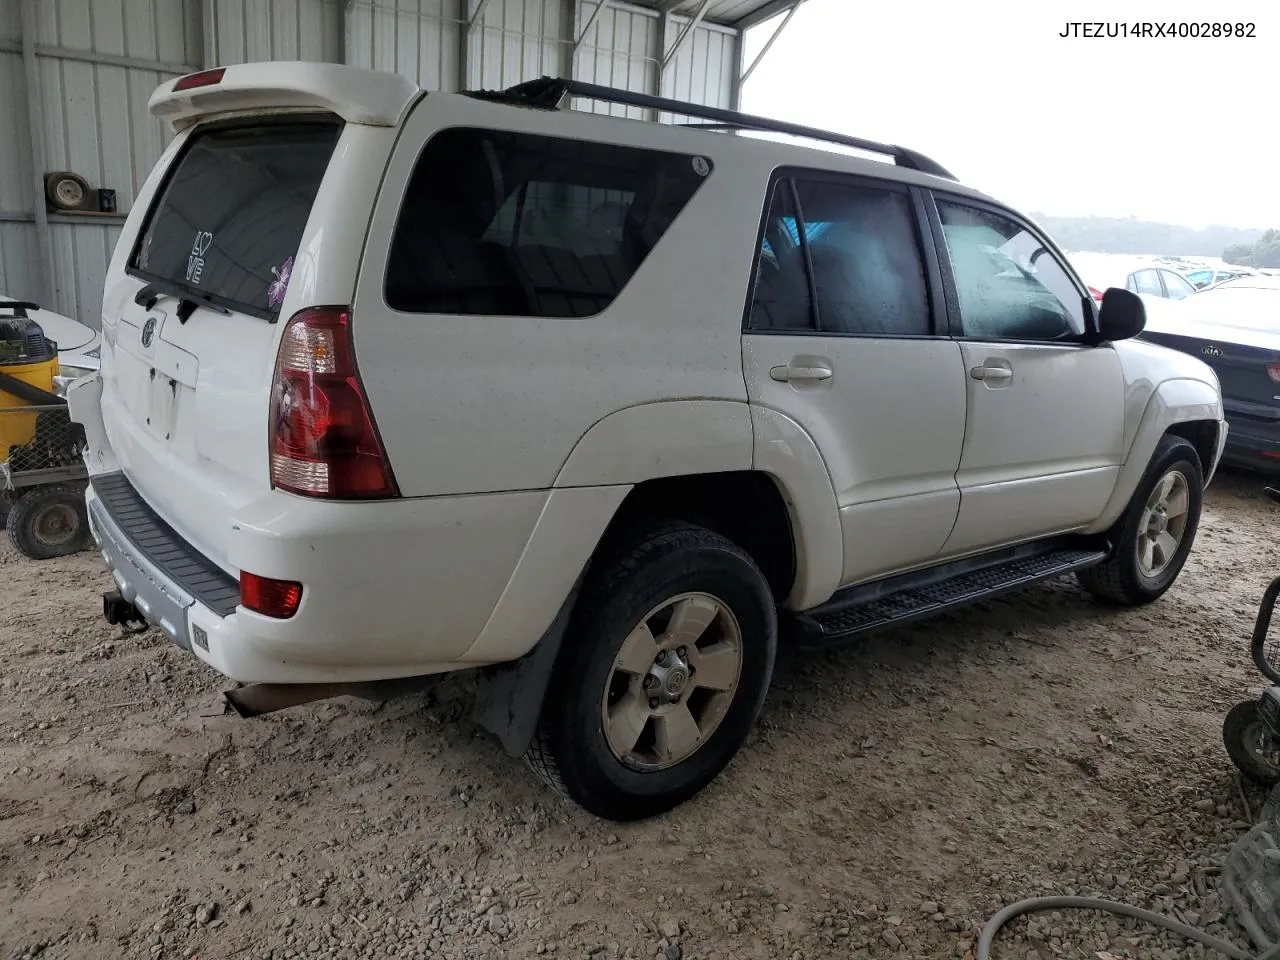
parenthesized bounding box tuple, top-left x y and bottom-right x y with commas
(790, 541, 1109, 645)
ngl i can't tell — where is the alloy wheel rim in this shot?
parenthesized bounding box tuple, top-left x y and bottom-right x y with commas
(601, 592, 744, 771)
(1136, 469, 1190, 578)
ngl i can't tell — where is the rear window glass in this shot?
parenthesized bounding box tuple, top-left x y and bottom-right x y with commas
(131, 117, 342, 319)
(384, 128, 712, 317)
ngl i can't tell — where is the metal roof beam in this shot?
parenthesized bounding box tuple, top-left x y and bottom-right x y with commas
(571, 0, 612, 61)
(732, 0, 805, 30)
(661, 0, 713, 69)
(467, 0, 494, 35)
(739, 0, 802, 84)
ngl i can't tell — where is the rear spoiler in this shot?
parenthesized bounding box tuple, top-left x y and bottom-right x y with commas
(149, 61, 422, 131)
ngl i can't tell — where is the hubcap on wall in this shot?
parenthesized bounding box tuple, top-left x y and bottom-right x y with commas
(601, 592, 744, 771)
(1137, 469, 1190, 578)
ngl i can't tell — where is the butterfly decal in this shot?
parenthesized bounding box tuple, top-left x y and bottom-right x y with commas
(268, 256, 294, 308)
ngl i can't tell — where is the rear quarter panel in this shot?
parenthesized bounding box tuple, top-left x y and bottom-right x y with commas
(349, 95, 771, 499)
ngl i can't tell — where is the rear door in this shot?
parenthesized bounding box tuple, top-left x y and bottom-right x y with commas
(927, 195, 1125, 556)
(741, 170, 967, 587)
(100, 116, 344, 569)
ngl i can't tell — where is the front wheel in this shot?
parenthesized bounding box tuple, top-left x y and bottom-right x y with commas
(1076, 435, 1203, 606)
(526, 523, 777, 821)
(1223, 700, 1280, 788)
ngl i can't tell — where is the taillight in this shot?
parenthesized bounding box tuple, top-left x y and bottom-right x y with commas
(269, 307, 398, 499)
(1268, 364, 1280, 383)
(173, 68, 225, 91)
(1088, 287, 1105, 301)
(241, 571, 303, 619)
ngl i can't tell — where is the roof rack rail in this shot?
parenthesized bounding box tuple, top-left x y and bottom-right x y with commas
(465, 76, 956, 181)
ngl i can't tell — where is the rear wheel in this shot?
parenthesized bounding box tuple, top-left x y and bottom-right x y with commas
(526, 523, 776, 821)
(6, 485, 91, 560)
(1076, 435, 1203, 606)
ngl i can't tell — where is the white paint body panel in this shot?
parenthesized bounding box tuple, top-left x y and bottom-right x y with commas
(68, 65, 1227, 686)
(943, 342, 1126, 554)
(741, 334, 966, 586)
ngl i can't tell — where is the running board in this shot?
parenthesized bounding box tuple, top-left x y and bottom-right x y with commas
(790, 542, 1109, 645)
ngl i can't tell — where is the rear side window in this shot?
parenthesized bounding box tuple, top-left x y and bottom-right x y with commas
(132, 117, 342, 319)
(384, 128, 712, 318)
(746, 174, 931, 337)
(794, 179, 930, 336)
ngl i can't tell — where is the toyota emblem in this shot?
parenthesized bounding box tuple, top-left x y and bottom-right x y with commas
(141, 316, 157, 348)
(1201, 344, 1223, 358)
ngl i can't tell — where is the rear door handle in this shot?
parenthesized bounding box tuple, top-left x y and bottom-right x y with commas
(970, 364, 1013, 382)
(771, 360, 833, 383)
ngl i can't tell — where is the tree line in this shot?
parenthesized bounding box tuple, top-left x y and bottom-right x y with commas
(1029, 214, 1266, 260)
(1223, 230, 1280, 268)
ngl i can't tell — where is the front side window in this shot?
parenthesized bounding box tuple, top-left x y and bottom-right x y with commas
(385, 128, 711, 318)
(132, 117, 343, 319)
(937, 200, 1085, 341)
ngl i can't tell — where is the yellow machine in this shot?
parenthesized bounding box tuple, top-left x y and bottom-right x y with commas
(1, 300, 89, 562)
(1, 301, 62, 453)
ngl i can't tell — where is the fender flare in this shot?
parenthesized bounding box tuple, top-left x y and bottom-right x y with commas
(553, 399, 754, 488)
(1086, 376, 1223, 534)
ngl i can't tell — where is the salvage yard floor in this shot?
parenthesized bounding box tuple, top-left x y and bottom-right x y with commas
(3, 472, 1279, 960)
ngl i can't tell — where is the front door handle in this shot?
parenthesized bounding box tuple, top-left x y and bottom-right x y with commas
(771, 359, 834, 383)
(970, 364, 1013, 382)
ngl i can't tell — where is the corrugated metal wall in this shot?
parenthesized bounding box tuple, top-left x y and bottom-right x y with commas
(0, 0, 742, 328)
(205, 0, 343, 65)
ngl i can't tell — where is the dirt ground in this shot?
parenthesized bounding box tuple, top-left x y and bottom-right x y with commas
(4, 470, 1280, 960)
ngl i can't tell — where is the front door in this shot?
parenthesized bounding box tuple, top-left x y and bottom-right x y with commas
(929, 196, 1126, 556)
(741, 172, 967, 587)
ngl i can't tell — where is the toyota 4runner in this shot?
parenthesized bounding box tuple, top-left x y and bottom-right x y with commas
(69, 62, 1227, 821)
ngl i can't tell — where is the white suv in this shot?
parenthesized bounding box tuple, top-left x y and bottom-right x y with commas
(70, 62, 1226, 822)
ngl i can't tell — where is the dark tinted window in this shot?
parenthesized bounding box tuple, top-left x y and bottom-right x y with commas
(795, 180, 929, 336)
(748, 182, 814, 331)
(385, 128, 711, 317)
(938, 201, 1084, 340)
(132, 117, 341, 318)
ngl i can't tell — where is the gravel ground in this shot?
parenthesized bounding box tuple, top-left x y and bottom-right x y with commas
(3, 469, 1280, 960)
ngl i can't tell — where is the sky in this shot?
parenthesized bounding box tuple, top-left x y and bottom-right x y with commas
(739, 0, 1275, 230)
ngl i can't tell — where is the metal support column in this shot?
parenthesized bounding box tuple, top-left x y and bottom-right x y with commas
(18, 0, 53, 308)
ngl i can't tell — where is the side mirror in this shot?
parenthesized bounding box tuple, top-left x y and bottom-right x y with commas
(1095, 288, 1146, 342)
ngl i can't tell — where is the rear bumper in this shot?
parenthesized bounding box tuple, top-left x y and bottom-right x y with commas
(85, 471, 552, 684)
(68, 371, 629, 685)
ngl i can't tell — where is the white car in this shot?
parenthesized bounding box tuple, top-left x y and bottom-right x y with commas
(0, 295, 101, 394)
(69, 62, 1226, 821)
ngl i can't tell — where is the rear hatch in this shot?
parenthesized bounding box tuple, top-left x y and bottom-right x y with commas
(100, 115, 344, 572)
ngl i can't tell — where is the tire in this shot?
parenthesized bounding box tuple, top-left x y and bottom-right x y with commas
(7, 485, 91, 560)
(1223, 700, 1280, 788)
(526, 522, 777, 821)
(44, 171, 94, 212)
(1076, 435, 1203, 606)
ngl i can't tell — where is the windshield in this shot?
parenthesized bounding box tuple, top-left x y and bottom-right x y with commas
(131, 116, 342, 319)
